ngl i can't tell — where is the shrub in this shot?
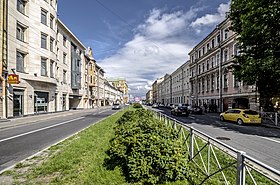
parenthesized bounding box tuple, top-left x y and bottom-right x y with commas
(107, 109, 189, 184)
(133, 103, 143, 109)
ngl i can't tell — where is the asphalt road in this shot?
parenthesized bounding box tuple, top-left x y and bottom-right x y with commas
(0, 107, 119, 173)
(149, 106, 280, 171)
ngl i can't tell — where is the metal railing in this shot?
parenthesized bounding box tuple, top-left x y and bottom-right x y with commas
(152, 110, 280, 185)
(261, 112, 280, 126)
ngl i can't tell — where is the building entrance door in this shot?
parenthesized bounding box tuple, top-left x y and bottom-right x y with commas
(13, 90, 24, 117)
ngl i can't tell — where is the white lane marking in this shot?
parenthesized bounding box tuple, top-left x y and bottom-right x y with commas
(258, 136, 280, 144)
(0, 117, 85, 143)
(0, 109, 119, 175)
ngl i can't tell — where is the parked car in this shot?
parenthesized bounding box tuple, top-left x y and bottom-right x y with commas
(220, 109, 261, 125)
(152, 103, 159, 108)
(112, 103, 121, 110)
(189, 106, 203, 114)
(171, 106, 189, 116)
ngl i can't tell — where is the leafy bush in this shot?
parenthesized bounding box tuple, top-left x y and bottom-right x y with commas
(107, 109, 189, 184)
(133, 103, 143, 108)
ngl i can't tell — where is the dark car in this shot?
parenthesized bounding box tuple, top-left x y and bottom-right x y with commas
(171, 106, 189, 116)
(190, 106, 203, 114)
(112, 103, 121, 110)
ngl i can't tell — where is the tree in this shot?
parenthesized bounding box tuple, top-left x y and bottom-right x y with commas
(229, 0, 280, 111)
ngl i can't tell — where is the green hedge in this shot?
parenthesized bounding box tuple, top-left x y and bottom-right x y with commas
(133, 102, 143, 108)
(108, 109, 189, 184)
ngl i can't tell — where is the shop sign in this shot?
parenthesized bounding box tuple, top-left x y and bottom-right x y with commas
(8, 74, 20, 84)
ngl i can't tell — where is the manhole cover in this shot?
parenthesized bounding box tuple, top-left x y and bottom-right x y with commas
(216, 137, 231, 141)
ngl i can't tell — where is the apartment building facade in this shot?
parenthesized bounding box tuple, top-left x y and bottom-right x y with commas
(4, 0, 122, 118)
(189, 18, 258, 112)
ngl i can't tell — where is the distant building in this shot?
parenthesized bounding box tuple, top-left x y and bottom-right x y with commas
(108, 78, 129, 103)
(146, 90, 153, 104)
(152, 77, 164, 103)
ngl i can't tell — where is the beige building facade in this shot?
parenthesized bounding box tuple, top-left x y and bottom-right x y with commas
(189, 18, 257, 112)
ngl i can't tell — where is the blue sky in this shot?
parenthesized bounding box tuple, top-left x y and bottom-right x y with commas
(58, 0, 230, 97)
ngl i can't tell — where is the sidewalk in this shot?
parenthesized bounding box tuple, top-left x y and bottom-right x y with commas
(0, 107, 108, 130)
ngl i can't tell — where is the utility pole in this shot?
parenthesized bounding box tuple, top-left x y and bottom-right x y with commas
(0, 0, 8, 118)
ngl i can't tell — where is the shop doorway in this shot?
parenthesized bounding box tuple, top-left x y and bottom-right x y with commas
(13, 90, 24, 117)
(34, 91, 49, 113)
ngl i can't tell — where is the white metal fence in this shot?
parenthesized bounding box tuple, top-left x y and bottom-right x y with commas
(152, 110, 280, 185)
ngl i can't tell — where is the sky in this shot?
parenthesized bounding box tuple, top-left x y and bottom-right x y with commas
(58, 0, 230, 98)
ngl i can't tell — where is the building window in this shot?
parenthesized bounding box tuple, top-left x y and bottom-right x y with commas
(234, 43, 240, 56)
(202, 47, 205, 55)
(63, 36, 67, 47)
(50, 60, 54, 78)
(63, 53, 67, 64)
(41, 9, 48, 25)
(198, 65, 201, 74)
(217, 34, 221, 44)
(41, 58, 47, 76)
(50, 15, 54, 29)
(202, 63, 205, 72)
(224, 49, 228, 61)
(207, 43, 210, 51)
(211, 57, 214, 68)
(207, 77, 210, 91)
(211, 39, 215, 48)
(16, 23, 25, 42)
(216, 53, 220, 65)
(17, 0, 26, 14)
(16, 51, 25, 72)
(216, 75, 219, 89)
(202, 79, 205, 92)
(50, 37, 54, 52)
(224, 29, 228, 40)
(223, 74, 228, 88)
(41, 33, 47, 49)
(63, 70, 67, 83)
(207, 60, 209, 70)
(234, 76, 240, 87)
(211, 74, 215, 91)
(198, 50, 201, 58)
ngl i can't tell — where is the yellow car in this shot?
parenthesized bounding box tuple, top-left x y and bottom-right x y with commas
(220, 109, 261, 125)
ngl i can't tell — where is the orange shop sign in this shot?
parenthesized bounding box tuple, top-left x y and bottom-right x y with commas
(8, 74, 20, 84)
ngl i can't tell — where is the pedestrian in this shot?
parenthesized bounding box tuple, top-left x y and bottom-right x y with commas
(203, 103, 208, 113)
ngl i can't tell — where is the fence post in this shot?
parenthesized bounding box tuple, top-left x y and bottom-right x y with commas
(275, 112, 278, 126)
(236, 151, 246, 185)
(189, 127, 194, 159)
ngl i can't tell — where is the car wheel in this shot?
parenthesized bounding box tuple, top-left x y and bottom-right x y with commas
(220, 116, 224, 121)
(237, 118, 243, 125)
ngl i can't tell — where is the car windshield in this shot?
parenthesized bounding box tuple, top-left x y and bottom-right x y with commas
(244, 110, 258, 115)
(113, 103, 119, 106)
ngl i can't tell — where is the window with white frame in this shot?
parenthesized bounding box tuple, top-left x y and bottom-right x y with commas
(41, 58, 47, 76)
(50, 60, 54, 78)
(234, 43, 240, 56)
(16, 23, 26, 42)
(63, 70, 67, 83)
(16, 51, 25, 72)
(50, 15, 54, 29)
(17, 0, 26, 14)
(41, 9, 48, 25)
(41, 33, 47, 49)
(50, 37, 54, 52)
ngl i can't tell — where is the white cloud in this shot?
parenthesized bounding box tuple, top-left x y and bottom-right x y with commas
(98, 2, 230, 97)
(190, 2, 230, 31)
